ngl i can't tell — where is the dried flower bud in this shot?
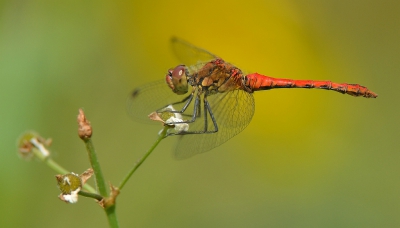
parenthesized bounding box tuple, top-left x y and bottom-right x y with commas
(77, 109, 92, 140)
(17, 131, 51, 160)
(80, 168, 94, 185)
(149, 105, 189, 133)
(56, 173, 82, 204)
(56, 169, 94, 204)
(148, 112, 166, 124)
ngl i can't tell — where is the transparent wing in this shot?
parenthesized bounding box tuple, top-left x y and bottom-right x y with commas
(171, 37, 218, 66)
(127, 80, 189, 123)
(129, 38, 254, 159)
(127, 38, 218, 123)
(173, 89, 255, 159)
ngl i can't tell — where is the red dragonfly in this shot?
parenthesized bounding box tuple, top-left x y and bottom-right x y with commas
(127, 38, 377, 159)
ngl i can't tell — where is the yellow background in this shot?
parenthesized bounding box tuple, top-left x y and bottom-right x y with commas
(1, 0, 398, 227)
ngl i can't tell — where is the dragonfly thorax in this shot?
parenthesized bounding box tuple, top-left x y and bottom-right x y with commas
(165, 65, 189, 95)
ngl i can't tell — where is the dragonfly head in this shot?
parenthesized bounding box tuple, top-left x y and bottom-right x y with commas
(165, 65, 189, 95)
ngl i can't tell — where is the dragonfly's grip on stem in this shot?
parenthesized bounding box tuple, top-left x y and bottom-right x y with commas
(246, 73, 378, 98)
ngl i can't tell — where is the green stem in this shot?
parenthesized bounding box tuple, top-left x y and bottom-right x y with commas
(83, 138, 119, 228)
(105, 206, 119, 228)
(84, 138, 108, 197)
(32, 148, 96, 193)
(118, 126, 168, 190)
(78, 191, 103, 201)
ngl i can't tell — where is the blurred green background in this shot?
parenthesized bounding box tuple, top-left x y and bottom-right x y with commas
(1, 0, 398, 227)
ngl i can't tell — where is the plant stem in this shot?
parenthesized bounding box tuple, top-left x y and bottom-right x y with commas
(32, 148, 97, 193)
(84, 138, 108, 197)
(105, 206, 119, 228)
(83, 138, 120, 228)
(78, 191, 103, 201)
(118, 126, 168, 190)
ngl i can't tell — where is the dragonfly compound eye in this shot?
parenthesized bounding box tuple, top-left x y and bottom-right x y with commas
(165, 68, 175, 91)
(168, 65, 188, 95)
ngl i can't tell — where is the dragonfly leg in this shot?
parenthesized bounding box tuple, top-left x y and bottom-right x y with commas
(157, 87, 202, 120)
(202, 96, 218, 133)
(167, 96, 219, 136)
(157, 91, 194, 114)
(193, 96, 218, 133)
(166, 93, 201, 125)
(203, 96, 208, 132)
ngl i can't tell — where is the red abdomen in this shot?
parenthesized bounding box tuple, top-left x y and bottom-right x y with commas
(245, 73, 378, 98)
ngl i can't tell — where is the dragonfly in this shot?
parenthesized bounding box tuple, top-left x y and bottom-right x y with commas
(127, 37, 378, 159)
